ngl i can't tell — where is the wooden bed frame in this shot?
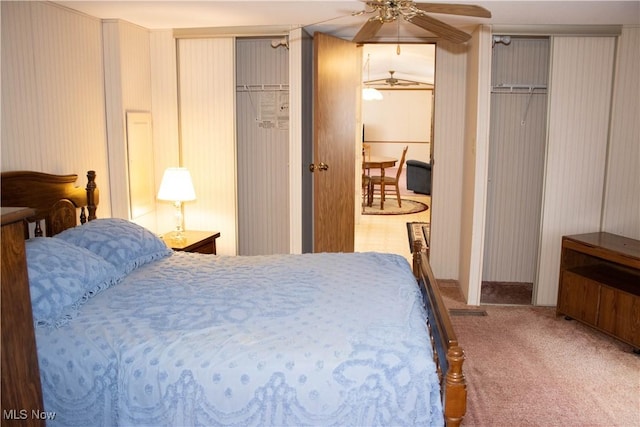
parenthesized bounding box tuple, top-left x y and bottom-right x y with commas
(0, 170, 466, 426)
(413, 243, 467, 425)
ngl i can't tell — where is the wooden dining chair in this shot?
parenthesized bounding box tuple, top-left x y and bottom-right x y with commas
(362, 146, 372, 210)
(362, 143, 372, 174)
(370, 145, 408, 208)
(362, 175, 372, 211)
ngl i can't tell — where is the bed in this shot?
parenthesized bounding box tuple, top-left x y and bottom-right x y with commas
(1, 170, 466, 426)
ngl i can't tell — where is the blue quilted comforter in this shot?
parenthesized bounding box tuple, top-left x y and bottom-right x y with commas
(35, 251, 443, 426)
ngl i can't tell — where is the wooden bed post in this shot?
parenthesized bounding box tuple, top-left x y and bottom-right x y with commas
(412, 240, 422, 279)
(86, 170, 97, 221)
(444, 345, 467, 426)
(411, 238, 467, 426)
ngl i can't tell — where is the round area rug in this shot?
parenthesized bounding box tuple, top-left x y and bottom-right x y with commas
(363, 198, 428, 215)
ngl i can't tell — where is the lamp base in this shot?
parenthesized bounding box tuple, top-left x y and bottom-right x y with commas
(167, 230, 186, 244)
(169, 201, 186, 244)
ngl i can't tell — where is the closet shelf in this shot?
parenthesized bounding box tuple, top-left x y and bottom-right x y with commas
(491, 83, 547, 94)
(237, 84, 289, 92)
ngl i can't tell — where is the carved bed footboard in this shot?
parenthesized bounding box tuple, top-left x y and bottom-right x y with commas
(413, 241, 467, 426)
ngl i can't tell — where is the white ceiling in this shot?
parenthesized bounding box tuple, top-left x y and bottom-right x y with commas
(54, 0, 639, 83)
(364, 44, 435, 85)
(54, 1, 640, 33)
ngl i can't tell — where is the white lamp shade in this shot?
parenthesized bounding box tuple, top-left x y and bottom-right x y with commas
(157, 167, 196, 202)
(362, 87, 383, 101)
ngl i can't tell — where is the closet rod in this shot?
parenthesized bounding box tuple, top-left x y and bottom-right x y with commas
(237, 84, 289, 92)
(491, 84, 547, 94)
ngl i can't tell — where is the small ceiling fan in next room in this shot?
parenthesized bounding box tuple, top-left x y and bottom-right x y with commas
(351, 1, 491, 43)
(365, 70, 432, 87)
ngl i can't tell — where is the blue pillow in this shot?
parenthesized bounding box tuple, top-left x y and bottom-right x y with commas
(54, 218, 172, 276)
(26, 237, 121, 328)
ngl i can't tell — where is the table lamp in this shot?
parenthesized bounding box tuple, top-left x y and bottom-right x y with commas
(157, 167, 196, 242)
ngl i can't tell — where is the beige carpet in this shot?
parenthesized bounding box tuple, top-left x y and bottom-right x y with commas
(481, 281, 533, 305)
(439, 282, 640, 426)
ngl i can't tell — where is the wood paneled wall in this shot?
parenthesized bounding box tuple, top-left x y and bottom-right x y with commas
(1, 2, 111, 215)
(602, 27, 640, 239)
(430, 41, 468, 280)
(149, 30, 181, 235)
(177, 38, 237, 255)
(536, 36, 616, 305)
(102, 20, 154, 228)
(290, 28, 314, 254)
(459, 25, 493, 305)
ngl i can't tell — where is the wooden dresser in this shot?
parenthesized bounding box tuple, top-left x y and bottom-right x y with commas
(557, 232, 640, 349)
(1, 208, 45, 425)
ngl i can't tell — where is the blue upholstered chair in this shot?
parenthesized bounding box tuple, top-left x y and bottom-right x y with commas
(406, 160, 432, 195)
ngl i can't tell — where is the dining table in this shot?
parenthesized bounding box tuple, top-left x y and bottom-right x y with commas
(363, 155, 398, 210)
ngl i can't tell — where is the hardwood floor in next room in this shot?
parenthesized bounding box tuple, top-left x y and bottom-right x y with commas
(354, 168, 430, 265)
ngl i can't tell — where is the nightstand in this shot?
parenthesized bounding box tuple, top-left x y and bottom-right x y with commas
(162, 230, 221, 254)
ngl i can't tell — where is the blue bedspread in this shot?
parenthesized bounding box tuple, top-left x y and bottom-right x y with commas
(36, 251, 443, 426)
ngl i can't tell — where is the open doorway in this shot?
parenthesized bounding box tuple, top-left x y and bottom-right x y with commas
(356, 43, 435, 257)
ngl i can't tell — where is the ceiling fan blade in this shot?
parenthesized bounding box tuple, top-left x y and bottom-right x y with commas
(408, 13, 471, 43)
(414, 3, 491, 18)
(363, 78, 388, 84)
(391, 78, 423, 86)
(353, 18, 384, 43)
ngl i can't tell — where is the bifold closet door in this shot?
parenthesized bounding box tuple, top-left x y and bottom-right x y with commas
(536, 36, 616, 305)
(177, 37, 237, 255)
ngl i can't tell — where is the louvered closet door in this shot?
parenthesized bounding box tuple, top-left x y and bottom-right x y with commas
(536, 36, 616, 306)
(177, 38, 237, 255)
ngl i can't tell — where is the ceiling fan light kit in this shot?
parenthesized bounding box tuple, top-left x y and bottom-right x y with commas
(363, 53, 384, 100)
(353, 1, 491, 44)
(363, 87, 384, 100)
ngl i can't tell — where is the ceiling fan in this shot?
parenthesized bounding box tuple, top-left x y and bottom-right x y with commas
(365, 70, 424, 87)
(352, 1, 491, 44)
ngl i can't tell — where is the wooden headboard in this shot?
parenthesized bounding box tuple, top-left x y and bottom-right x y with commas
(1, 170, 98, 422)
(1, 170, 98, 237)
